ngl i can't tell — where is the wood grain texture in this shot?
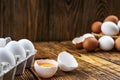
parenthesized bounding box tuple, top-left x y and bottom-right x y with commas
(15, 41, 120, 80)
(0, 0, 120, 41)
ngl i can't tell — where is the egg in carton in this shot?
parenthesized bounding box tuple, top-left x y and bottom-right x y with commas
(0, 48, 16, 80)
(18, 39, 37, 68)
(5, 41, 27, 75)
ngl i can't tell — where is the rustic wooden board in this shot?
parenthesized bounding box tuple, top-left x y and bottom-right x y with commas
(1, 0, 120, 41)
(15, 41, 120, 80)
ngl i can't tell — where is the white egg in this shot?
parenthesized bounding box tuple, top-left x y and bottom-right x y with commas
(57, 51, 78, 71)
(117, 20, 120, 29)
(18, 39, 35, 54)
(82, 33, 95, 39)
(72, 36, 85, 44)
(0, 38, 6, 47)
(0, 48, 16, 66)
(5, 41, 26, 62)
(99, 36, 114, 51)
(34, 59, 58, 78)
(101, 22, 119, 36)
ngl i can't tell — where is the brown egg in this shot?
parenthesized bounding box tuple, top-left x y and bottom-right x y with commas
(91, 21, 102, 33)
(104, 15, 119, 24)
(83, 37, 99, 51)
(115, 37, 120, 51)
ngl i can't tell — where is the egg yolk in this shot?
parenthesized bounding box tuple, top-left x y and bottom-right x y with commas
(38, 63, 55, 67)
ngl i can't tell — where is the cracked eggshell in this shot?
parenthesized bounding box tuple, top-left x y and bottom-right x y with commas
(99, 36, 114, 51)
(0, 48, 16, 66)
(18, 39, 35, 54)
(34, 59, 58, 78)
(57, 51, 78, 71)
(101, 22, 119, 36)
(82, 33, 95, 39)
(72, 36, 85, 49)
(5, 41, 26, 61)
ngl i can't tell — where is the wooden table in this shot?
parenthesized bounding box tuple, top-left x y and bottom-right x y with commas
(15, 41, 120, 80)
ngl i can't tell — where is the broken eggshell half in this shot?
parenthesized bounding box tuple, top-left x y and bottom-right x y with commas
(57, 51, 78, 71)
(34, 59, 58, 78)
(72, 36, 85, 49)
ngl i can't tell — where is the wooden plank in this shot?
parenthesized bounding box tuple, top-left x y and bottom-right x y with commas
(16, 42, 120, 80)
(33, 42, 98, 80)
(48, 42, 120, 80)
(15, 69, 38, 80)
(60, 41, 120, 65)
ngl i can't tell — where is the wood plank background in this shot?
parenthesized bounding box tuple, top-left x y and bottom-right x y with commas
(0, 0, 120, 42)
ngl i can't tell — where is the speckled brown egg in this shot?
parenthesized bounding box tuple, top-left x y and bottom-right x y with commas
(83, 37, 99, 51)
(115, 37, 120, 51)
(104, 15, 119, 24)
(91, 21, 102, 33)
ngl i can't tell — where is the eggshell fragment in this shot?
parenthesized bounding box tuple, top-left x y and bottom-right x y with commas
(72, 37, 85, 49)
(99, 36, 114, 51)
(83, 37, 99, 51)
(101, 22, 119, 36)
(104, 15, 119, 24)
(91, 21, 102, 33)
(57, 51, 78, 71)
(34, 59, 58, 78)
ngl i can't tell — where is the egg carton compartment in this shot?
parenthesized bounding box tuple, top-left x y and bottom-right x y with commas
(0, 63, 16, 80)
(15, 59, 27, 75)
(25, 50, 37, 68)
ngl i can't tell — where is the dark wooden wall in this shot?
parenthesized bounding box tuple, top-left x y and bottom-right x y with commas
(0, 0, 120, 42)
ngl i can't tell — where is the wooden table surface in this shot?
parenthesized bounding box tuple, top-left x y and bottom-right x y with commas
(15, 41, 120, 80)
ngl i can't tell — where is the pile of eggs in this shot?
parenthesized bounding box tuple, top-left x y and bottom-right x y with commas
(72, 15, 120, 51)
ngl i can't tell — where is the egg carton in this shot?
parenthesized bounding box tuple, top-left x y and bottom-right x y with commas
(25, 50, 37, 68)
(0, 62, 16, 80)
(92, 32, 119, 39)
(0, 37, 37, 79)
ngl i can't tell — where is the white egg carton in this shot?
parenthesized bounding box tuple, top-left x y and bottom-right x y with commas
(0, 37, 37, 80)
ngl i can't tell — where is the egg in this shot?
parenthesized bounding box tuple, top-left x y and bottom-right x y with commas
(91, 21, 102, 33)
(34, 59, 58, 78)
(83, 37, 99, 51)
(18, 39, 35, 54)
(115, 37, 120, 51)
(104, 15, 119, 24)
(57, 51, 78, 71)
(82, 33, 95, 39)
(72, 36, 85, 49)
(0, 48, 16, 66)
(0, 38, 6, 47)
(5, 41, 26, 63)
(117, 20, 120, 29)
(99, 36, 114, 51)
(101, 22, 119, 36)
